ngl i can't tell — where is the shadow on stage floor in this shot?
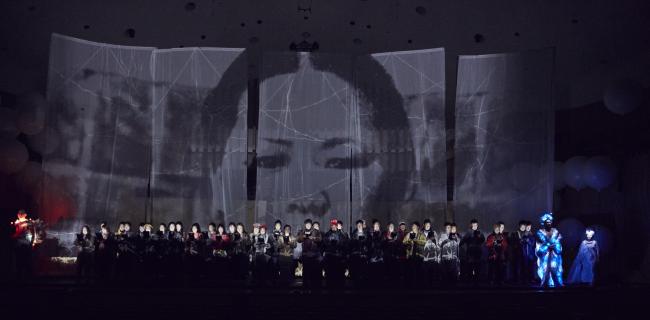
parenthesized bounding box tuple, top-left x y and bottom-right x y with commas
(0, 277, 646, 320)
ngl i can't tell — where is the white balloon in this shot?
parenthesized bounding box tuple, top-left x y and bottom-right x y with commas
(603, 79, 644, 115)
(563, 156, 587, 190)
(16, 92, 47, 135)
(553, 161, 566, 190)
(0, 138, 29, 174)
(0, 107, 19, 138)
(582, 156, 617, 191)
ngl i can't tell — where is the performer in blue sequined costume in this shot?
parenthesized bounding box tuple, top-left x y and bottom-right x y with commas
(536, 212, 563, 287)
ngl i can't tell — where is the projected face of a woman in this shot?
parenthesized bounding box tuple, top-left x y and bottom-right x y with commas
(257, 55, 385, 225)
(256, 104, 380, 219)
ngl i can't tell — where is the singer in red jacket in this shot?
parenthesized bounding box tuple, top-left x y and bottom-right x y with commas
(486, 222, 509, 286)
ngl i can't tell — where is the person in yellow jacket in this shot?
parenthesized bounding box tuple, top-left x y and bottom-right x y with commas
(402, 222, 427, 287)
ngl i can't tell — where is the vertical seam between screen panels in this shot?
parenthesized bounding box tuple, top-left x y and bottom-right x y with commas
(148, 48, 157, 224)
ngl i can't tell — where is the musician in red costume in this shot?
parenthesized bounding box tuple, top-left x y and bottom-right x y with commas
(11, 209, 34, 280)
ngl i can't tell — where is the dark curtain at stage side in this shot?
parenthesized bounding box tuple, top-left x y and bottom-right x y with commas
(256, 50, 446, 228)
(353, 49, 446, 227)
(453, 49, 554, 228)
(256, 52, 353, 227)
(151, 48, 248, 225)
(44, 34, 154, 228)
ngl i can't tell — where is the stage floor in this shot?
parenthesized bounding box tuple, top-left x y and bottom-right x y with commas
(0, 277, 647, 319)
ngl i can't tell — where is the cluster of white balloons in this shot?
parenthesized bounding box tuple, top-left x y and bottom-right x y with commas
(0, 92, 55, 177)
(554, 156, 617, 191)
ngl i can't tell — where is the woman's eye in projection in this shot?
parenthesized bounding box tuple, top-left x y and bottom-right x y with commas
(257, 153, 290, 169)
(324, 154, 372, 169)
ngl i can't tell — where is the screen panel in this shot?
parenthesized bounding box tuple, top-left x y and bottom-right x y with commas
(151, 48, 248, 225)
(353, 49, 447, 227)
(256, 52, 353, 228)
(453, 49, 555, 229)
(44, 34, 155, 229)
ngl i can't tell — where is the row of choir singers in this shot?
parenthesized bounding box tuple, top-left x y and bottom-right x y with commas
(74, 218, 547, 287)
